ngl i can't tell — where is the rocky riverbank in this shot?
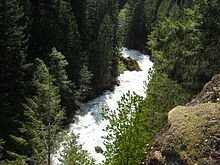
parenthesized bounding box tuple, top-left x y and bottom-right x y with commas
(143, 74, 220, 165)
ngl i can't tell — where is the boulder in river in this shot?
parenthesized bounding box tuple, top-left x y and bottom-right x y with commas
(119, 56, 142, 71)
(95, 146, 104, 153)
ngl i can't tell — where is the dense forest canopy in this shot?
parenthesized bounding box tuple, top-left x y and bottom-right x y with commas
(0, 0, 219, 164)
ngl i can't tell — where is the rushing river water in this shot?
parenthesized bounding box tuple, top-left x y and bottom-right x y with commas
(53, 48, 153, 164)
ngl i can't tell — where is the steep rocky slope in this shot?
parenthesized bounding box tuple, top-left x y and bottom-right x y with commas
(144, 74, 220, 165)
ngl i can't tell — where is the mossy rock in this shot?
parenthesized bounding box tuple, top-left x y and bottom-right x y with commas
(166, 103, 220, 165)
(145, 103, 220, 165)
(144, 74, 220, 165)
(119, 56, 142, 71)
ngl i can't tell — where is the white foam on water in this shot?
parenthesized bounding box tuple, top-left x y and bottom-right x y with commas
(53, 48, 153, 164)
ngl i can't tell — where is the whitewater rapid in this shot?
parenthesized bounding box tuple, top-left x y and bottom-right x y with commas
(53, 48, 153, 164)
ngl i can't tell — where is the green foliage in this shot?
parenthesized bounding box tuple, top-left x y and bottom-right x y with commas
(76, 64, 93, 102)
(91, 15, 114, 91)
(0, 139, 4, 159)
(193, 0, 220, 82)
(148, 16, 203, 93)
(48, 47, 78, 116)
(119, 0, 127, 9)
(0, 0, 122, 163)
(70, 0, 87, 44)
(23, 58, 65, 164)
(157, 0, 193, 19)
(102, 91, 150, 165)
(0, 159, 25, 165)
(144, 71, 190, 131)
(60, 132, 95, 165)
(29, 0, 81, 82)
(0, 0, 28, 160)
(148, 0, 220, 95)
(85, 0, 121, 93)
(123, 0, 156, 50)
(143, 1, 220, 148)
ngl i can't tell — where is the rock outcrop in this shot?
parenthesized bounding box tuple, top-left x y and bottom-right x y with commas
(144, 74, 220, 165)
(95, 146, 104, 153)
(187, 74, 220, 106)
(119, 56, 142, 71)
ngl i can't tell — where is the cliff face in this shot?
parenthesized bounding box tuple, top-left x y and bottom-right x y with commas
(144, 74, 220, 165)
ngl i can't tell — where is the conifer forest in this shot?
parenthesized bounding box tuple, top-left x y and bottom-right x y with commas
(0, 0, 220, 165)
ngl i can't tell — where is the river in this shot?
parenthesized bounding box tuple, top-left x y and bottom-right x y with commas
(53, 48, 153, 164)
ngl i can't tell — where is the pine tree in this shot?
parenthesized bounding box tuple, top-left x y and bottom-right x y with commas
(29, 0, 82, 82)
(124, 0, 155, 50)
(148, 14, 204, 93)
(23, 58, 65, 165)
(102, 92, 149, 165)
(70, 0, 87, 44)
(0, 0, 28, 160)
(76, 64, 93, 103)
(144, 71, 190, 130)
(194, 0, 220, 83)
(0, 159, 25, 165)
(108, 0, 121, 81)
(48, 47, 78, 116)
(60, 133, 95, 165)
(157, 0, 193, 19)
(58, 1, 82, 81)
(85, 0, 121, 93)
(90, 15, 114, 92)
(119, 0, 127, 9)
(0, 139, 4, 160)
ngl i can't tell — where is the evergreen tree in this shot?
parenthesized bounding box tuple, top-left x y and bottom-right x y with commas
(123, 0, 155, 50)
(90, 15, 114, 92)
(23, 58, 65, 165)
(0, 0, 28, 160)
(125, 0, 147, 49)
(76, 64, 93, 103)
(119, 0, 127, 9)
(58, 1, 82, 81)
(144, 1, 220, 138)
(0, 139, 4, 160)
(29, 0, 82, 82)
(157, 0, 193, 19)
(148, 14, 203, 93)
(0, 159, 25, 165)
(85, 0, 121, 93)
(108, 0, 122, 81)
(60, 133, 95, 165)
(102, 92, 149, 165)
(194, 0, 220, 83)
(70, 0, 87, 45)
(48, 47, 78, 116)
(143, 71, 190, 131)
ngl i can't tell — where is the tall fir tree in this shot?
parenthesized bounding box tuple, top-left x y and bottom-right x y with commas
(194, 0, 220, 83)
(90, 15, 114, 92)
(70, 0, 87, 46)
(123, 0, 155, 50)
(0, 0, 28, 160)
(29, 0, 82, 82)
(48, 47, 78, 116)
(76, 64, 93, 103)
(23, 58, 65, 165)
(85, 0, 121, 93)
